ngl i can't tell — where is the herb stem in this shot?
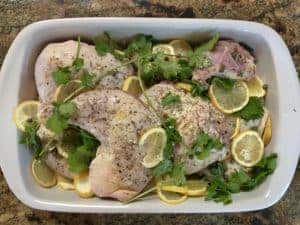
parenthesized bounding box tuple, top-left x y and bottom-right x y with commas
(123, 186, 157, 204)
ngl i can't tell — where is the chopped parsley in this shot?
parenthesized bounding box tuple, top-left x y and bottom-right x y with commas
(171, 161, 186, 186)
(189, 131, 223, 160)
(19, 121, 43, 158)
(234, 97, 264, 121)
(161, 92, 181, 107)
(205, 154, 278, 204)
(46, 102, 77, 135)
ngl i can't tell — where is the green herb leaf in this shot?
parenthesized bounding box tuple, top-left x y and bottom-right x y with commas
(46, 112, 68, 135)
(72, 58, 84, 71)
(52, 67, 71, 85)
(162, 117, 182, 144)
(81, 70, 94, 88)
(152, 159, 173, 178)
(46, 102, 77, 135)
(184, 80, 208, 99)
(211, 77, 236, 91)
(161, 92, 181, 107)
(67, 145, 94, 173)
(152, 117, 182, 178)
(62, 126, 100, 173)
(190, 131, 223, 160)
(125, 34, 154, 57)
(188, 32, 219, 69)
(19, 121, 43, 158)
(205, 154, 278, 204)
(94, 32, 119, 56)
(171, 161, 186, 186)
(234, 97, 264, 121)
(58, 102, 77, 118)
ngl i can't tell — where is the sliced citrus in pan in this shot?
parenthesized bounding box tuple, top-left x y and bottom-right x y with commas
(231, 130, 264, 167)
(31, 159, 57, 188)
(139, 128, 167, 168)
(209, 80, 249, 114)
(13, 100, 39, 131)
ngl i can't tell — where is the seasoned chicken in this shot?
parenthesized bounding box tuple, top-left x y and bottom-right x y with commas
(193, 40, 256, 83)
(38, 89, 160, 201)
(35, 40, 132, 101)
(141, 83, 234, 174)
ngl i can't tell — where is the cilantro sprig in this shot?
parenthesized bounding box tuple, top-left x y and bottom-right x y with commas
(67, 127, 100, 173)
(51, 37, 84, 85)
(46, 102, 77, 135)
(161, 92, 181, 107)
(189, 131, 223, 160)
(152, 117, 183, 182)
(205, 154, 278, 204)
(19, 121, 43, 158)
(234, 97, 264, 121)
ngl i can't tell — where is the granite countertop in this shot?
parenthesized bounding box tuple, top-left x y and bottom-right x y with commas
(0, 1, 299, 224)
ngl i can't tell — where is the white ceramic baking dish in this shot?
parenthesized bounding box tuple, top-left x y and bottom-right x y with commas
(0, 18, 299, 213)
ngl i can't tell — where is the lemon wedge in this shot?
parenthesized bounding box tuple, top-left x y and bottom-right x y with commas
(13, 100, 39, 131)
(231, 130, 264, 167)
(262, 115, 272, 146)
(31, 159, 57, 188)
(186, 180, 207, 196)
(175, 82, 192, 92)
(53, 80, 83, 102)
(57, 175, 75, 190)
(169, 39, 192, 57)
(74, 171, 94, 198)
(209, 80, 249, 114)
(139, 128, 167, 168)
(247, 76, 266, 97)
(122, 76, 143, 97)
(157, 186, 188, 204)
(152, 44, 175, 55)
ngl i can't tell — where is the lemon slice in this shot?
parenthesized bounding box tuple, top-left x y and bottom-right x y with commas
(186, 180, 207, 196)
(74, 171, 94, 198)
(158, 181, 188, 194)
(31, 159, 57, 188)
(175, 82, 192, 92)
(262, 115, 272, 146)
(169, 39, 192, 57)
(139, 128, 167, 168)
(152, 44, 175, 55)
(57, 174, 75, 190)
(157, 186, 188, 204)
(230, 117, 241, 139)
(247, 76, 266, 97)
(122, 76, 143, 97)
(231, 130, 264, 167)
(209, 80, 249, 114)
(13, 100, 39, 131)
(53, 80, 83, 102)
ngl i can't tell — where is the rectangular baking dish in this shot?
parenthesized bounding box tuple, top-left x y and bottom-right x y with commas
(0, 18, 299, 213)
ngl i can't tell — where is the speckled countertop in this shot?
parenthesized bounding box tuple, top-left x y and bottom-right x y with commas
(0, 1, 299, 225)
